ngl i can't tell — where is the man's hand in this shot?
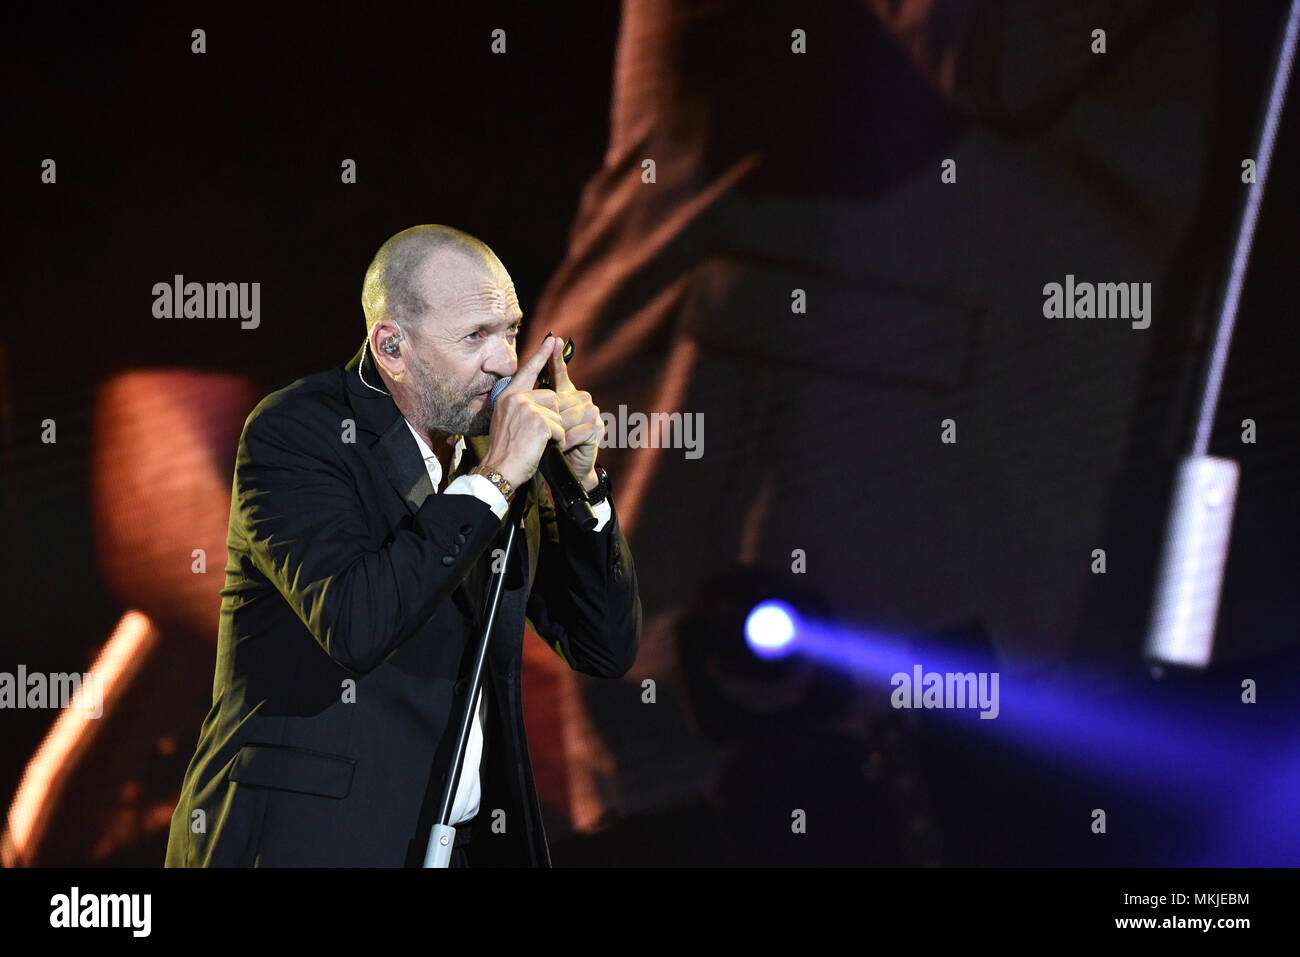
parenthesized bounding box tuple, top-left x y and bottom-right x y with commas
(548, 338, 605, 490)
(479, 337, 568, 492)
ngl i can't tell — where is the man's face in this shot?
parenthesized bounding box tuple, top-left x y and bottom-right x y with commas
(403, 253, 523, 438)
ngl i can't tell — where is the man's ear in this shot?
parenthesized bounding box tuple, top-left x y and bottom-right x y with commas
(379, 319, 403, 356)
(371, 320, 406, 379)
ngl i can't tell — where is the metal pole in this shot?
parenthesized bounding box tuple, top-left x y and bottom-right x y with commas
(424, 496, 522, 867)
(1145, 0, 1299, 668)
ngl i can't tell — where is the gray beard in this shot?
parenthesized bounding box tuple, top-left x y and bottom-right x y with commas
(408, 351, 495, 437)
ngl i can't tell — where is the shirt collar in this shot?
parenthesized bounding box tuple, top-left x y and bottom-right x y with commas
(404, 420, 466, 490)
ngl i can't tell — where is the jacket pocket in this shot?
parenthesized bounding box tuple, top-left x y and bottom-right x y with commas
(228, 742, 356, 799)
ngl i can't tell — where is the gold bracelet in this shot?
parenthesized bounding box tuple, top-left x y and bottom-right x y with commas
(472, 465, 514, 501)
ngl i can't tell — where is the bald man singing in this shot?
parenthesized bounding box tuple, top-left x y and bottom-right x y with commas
(164, 225, 641, 867)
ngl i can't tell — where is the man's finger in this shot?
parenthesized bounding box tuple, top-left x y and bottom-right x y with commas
(504, 336, 558, 396)
(549, 340, 575, 393)
(558, 398, 597, 430)
(563, 421, 602, 453)
(537, 407, 566, 444)
(526, 389, 560, 412)
(553, 390, 590, 413)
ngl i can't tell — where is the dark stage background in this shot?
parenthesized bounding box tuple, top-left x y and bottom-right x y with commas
(3, 1, 1298, 867)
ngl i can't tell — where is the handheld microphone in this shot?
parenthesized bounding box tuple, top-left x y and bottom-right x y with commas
(489, 340, 597, 530)
(489, 377, 512, 404)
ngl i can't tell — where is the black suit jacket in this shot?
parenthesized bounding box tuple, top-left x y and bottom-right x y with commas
(164, 345, 641, 867)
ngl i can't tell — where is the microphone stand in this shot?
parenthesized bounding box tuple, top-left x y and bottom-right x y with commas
(1144, 0, 1299, 668)
(424, 487, 526, 867)
(423, 334, 591, 865)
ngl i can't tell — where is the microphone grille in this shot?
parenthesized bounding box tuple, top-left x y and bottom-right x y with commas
(489, 377, 512, 408)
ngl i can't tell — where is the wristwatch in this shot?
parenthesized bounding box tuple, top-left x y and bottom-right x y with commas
(586, 463, 611, 506)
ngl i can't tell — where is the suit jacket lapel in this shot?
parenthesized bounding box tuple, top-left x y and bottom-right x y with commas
(452, 435, 492, 624)
(342, 343, 431, 516)
(343, 343, 496, 627)
(374, 418, 436, 513)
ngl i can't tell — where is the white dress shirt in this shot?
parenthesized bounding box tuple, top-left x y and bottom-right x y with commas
(403, 421, 611, 826)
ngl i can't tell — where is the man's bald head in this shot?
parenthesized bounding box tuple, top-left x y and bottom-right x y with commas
(361, 225, 500, 335)
(360, 225, 524, 442)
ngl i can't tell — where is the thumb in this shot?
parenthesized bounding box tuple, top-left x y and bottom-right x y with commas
(549, 338, 575, 393)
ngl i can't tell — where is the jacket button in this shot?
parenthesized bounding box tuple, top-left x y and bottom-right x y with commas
(441, 555, 456, 566)
(455, 533, 467, 545)
(459, 524, 472, 534)
(453, 679, 468, 695)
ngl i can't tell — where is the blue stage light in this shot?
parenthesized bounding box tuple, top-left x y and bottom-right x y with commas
(744, 600, 799, 658)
